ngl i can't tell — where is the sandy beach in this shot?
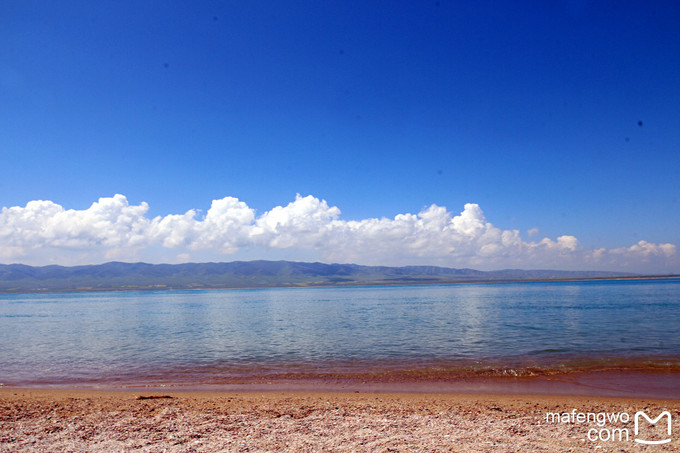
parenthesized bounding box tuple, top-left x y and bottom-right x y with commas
(2, 388, 679, 452)
(2, 281, 679, 451)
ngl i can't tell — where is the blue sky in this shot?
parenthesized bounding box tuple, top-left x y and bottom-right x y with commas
(1, 1, 678, 272)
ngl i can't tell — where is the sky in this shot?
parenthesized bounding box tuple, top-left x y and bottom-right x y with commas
(1, 1, 678, 273)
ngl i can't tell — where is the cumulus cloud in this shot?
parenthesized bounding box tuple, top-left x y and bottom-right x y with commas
(0, 194, 677, 272)
(253, 195, 341, 248)
(0, 194, 150, 254)
(150, 197, 255, 253)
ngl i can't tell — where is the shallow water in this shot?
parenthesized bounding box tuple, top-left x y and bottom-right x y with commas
(0, 279, 678, 388)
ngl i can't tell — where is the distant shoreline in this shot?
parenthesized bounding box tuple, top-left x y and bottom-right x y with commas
(1, 260, 655, 294)
(1, 273, 678, 295)
(1, 274, 678, 295)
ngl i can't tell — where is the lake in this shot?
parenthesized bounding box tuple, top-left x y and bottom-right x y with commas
(1, 278, 679, 389)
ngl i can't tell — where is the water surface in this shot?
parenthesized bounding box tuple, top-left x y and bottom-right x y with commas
(1, 279, 679, 389)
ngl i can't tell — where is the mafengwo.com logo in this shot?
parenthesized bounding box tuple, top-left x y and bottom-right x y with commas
(545, 409, 672, 444)
(635, 411, 672, 445)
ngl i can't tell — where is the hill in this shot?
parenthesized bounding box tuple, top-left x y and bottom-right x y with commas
(0, 261, 638, 293)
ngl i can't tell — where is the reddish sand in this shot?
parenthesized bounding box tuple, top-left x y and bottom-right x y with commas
(2, 388, 679, 452)
(15, 366, 680, 400)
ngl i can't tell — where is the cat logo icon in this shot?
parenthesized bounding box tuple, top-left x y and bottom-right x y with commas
(634, 411, 672, 445)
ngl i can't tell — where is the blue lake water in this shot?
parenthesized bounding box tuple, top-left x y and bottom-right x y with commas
(0, 279, 679, 387)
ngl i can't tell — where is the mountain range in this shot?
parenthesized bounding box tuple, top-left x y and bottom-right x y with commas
(0, 261, 639, 293)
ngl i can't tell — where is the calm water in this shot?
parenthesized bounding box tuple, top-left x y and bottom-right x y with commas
(0, 279, 679, 387)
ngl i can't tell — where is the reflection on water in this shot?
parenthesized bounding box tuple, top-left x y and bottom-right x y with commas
(0, 279, 679, 386)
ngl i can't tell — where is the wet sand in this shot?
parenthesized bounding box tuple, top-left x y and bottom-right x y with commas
(2, 387, 679, 452)
(13, 365, 680, 400)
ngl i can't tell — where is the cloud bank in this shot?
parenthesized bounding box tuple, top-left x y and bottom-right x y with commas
(0, 194, 676, 273)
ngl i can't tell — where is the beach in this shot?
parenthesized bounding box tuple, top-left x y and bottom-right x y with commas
(2, 388, 679, 452)
(2, 281, 679, 450)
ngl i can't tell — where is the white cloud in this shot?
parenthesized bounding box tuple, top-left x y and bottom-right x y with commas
(0, 194, 150, 252)
(584, 240, 678, 272)
(253, 195, 340, 248)
(0, 194, 677, 273)
(614, 240, 676, 258)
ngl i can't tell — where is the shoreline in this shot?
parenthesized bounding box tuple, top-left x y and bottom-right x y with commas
(2, 388, 679, 451)
(8, 360, 677, 399)
(5, 368, 680, 400)
(2, 274, 678, 295)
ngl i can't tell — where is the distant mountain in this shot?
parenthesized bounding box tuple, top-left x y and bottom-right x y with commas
(0, 261, 640, 293)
